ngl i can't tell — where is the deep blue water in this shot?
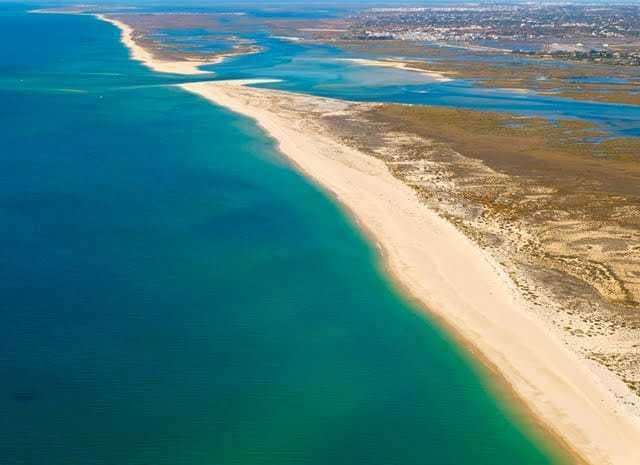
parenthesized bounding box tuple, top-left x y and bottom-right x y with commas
(0, 5, 595, 465)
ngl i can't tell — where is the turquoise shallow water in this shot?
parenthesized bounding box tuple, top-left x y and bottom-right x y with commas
(0, 6, 574, 465)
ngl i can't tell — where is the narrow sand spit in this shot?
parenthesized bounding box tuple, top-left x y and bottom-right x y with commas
(180, 79, 640, 465)
(95, 14, 217, 75)
(339, 58, 453, 82)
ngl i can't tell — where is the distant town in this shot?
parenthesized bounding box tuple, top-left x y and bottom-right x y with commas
(345, 3, 640, 65)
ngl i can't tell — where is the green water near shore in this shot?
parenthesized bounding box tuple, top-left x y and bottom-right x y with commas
(0, 6, 573, 465)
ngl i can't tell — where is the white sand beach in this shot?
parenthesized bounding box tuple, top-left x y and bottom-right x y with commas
(180, 79, 640, 465)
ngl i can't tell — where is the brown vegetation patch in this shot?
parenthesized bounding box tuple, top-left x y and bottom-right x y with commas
(317, 102, 640, 395)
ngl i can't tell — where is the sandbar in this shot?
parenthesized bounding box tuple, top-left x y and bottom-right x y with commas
(339, 58, 454, 82)
(95, 14, 217, 75)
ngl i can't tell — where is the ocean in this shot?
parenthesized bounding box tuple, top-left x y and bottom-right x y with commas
(1, 5, 575, 465)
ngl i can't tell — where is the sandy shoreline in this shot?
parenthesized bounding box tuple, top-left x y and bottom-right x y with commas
(180, 79, 640, 465)
(94, 14, 217, 75)
(339, 58, 453, 82)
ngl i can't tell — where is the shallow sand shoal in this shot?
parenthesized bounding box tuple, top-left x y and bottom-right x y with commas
(339, 58, 453, 82)
(181, 79, 640, 465)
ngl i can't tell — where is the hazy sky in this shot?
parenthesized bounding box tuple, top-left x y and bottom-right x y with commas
(4, 0, 624, 4)
(3, 0, 627, 6)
